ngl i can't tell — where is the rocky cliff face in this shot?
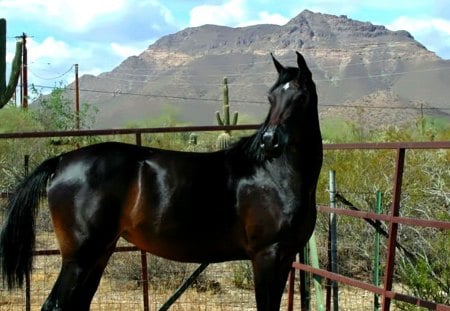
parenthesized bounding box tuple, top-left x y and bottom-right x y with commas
(73, 10, 448, 129)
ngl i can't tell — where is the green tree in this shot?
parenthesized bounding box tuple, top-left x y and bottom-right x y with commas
(32, 84, 98, 131)
(0, 105, 41, 133)
(0, 106, 44, 189)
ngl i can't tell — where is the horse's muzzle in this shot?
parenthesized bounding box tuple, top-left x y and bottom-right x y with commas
(260, 127, 282, 157)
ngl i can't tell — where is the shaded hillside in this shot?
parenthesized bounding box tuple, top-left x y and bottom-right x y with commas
(70, 10, 449, 129)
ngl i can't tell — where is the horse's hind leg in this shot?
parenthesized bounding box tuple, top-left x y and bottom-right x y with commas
(251, 245, 296, 311)
(41, 243, 117, 311)
(43, 189, 123, 310)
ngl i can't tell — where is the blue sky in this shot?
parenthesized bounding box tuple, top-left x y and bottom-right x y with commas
(2, 0, 450, 89)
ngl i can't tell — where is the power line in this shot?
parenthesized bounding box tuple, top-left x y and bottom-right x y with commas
(28, 65, 74, 80)
(23, 41, 429, 81)
(10, 34, 446, 85)
(31, 84, 450, 111)
(97, 65, 450, 86)
(91, 59, 450, 83)
(110, 53, 434, 76)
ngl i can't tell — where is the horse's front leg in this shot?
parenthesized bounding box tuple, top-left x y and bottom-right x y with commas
(251, 245, 296, 311)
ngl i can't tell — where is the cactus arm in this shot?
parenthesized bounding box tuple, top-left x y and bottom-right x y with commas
(232, 111, 238, 126)
(223, 77, 230, 125)
(216, 111, 224, 126)
(0, 18, 6, 94)
(1, 41, 22, 106)
(0, 19, 23, 108)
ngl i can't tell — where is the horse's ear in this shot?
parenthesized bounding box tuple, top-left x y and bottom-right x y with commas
(296, 51, 312, 81)
(271, 53, 284, 74)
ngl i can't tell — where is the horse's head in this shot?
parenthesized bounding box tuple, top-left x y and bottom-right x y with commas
(259, 51, 318, 158)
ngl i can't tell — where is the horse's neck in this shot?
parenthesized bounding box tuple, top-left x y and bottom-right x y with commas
(283, 132, 322, 183)
(289, 128, 322, 158)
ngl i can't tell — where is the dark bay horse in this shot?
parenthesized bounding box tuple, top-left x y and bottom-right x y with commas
(0, 51, 322, 311)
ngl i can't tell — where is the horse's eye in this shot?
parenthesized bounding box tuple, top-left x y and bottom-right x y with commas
(294, 92, 307, 104)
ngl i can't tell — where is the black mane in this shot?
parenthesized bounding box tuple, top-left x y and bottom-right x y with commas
(226, 131, 267, 164)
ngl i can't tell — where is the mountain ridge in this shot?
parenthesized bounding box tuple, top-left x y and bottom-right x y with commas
(71, 10, 449, 129)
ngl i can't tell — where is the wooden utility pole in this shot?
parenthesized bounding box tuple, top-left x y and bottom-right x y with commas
(75, 64, 80, 129)
(20, 33, 28, 109)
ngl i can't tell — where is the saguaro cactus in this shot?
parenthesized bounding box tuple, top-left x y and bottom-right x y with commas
(0, 18, 22, 109)
(216, 77, 238, 149)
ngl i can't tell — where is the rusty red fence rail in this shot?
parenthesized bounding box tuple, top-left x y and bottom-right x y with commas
(1, 126, 449, 310)
(287, 140, 450, 311)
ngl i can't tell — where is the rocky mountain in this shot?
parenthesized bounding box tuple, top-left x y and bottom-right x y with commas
(71, 10, 450, 129)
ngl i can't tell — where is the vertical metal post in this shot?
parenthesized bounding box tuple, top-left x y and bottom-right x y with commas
(24, 155, 30, 311)
(21, 33, 27, 109)
(309, 233, 325, 311)
(287, 267, 295, 311)
(135, 132, 149, 311)
(299, 248, 310, 311)
(136, 132, 142, 147)
(381, 148, 405, 310)
(141, 251, 149, 311)
(326, 227, 331, 311)
(328, 170, 338, 311)
(24, 154, 29, 176)
(373, 191, 382, 311)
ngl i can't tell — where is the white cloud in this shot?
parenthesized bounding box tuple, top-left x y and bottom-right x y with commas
(189, 0, 245, 27)
(387, 16, 450, 58)
(152, 1, 176, 26)
(387, 16, 450, 34)
(2, 0, 126, 32)
(28, 37, 73, 64)
(189, 0, 289, 28)
(110, 42, 148, 59)
(22, 37, 113, 88)
(5, 43, 21, 63)
(237, 12, 289, 27)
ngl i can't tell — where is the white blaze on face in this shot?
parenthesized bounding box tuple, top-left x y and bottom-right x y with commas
(282, 82, 290, 90)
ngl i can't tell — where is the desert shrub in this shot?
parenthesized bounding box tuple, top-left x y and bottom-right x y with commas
(395, 230, 450, 310)
(315, 117, 449, 309)
(105, 250, 217, 291)
(231, 261, 254, 290)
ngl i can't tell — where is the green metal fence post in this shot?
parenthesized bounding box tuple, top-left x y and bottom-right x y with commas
(373, 191, 382, 311)
(299, 247, 311, 311)
(309, 233, 325, 311)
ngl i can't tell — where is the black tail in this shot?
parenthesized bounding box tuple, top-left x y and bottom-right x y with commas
(0, 156, 59, 289)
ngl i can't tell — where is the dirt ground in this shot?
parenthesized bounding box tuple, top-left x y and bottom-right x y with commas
(0, 233, 377, 311)
(0, 258, 376, 310)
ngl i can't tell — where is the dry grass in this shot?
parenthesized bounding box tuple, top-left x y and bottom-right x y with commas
(0, 232, 379, 311)
(0, 254, 377, 311)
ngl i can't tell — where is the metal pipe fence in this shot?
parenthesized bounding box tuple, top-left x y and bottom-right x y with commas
(0, 126, 449, 310)
(287, 141, 450, 311)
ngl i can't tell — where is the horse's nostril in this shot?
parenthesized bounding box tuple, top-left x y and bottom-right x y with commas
(261, 130, 279, 149)
(272, 133, 279, 148)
